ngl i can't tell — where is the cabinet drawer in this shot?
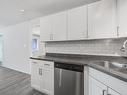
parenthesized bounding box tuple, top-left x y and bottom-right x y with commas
(31, 60, 43, 66)
(43, 61, 54, 69)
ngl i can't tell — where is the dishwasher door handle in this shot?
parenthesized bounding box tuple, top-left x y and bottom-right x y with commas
(59, 69, 62, 87)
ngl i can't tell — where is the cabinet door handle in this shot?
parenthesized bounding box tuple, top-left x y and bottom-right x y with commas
(44, 64, 50, 66)
(51, 34, 52, 40)
(38, 68, 41, 75)
(50, 34, 51, 40)
(52, 34, 53, 40)
(32, 62, 37, 64)
(39, 68, 42, 75)
(50, 34, 53, 40)
(107, 94, 111, 95)
(117, 26, 120, 37)
(40, 69, 42, 76)
(103, 90, 107, 95)
(59, 69, 62, 87)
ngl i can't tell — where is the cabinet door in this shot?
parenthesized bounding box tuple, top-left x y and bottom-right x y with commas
(40, 16, 52, 41)
(68, 6, 88, 40)
(30, 18, 40, 35)
(40, 68, 54, 95)
(89, 76, 107, 95)
(117, 0, 127, 37)
(52, 11, 67, 41)
(40, 61, 54, 95)
(31, 61, 41, 90)
(88, 0, 117, 39)
(108, 88, 121, 95)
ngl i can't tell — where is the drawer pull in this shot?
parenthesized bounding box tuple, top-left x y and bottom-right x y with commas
(44, 64, 50, 66)
(39, 68, 42, 76)
(39, 68, 41, 75)
(32, 62, 37, 64)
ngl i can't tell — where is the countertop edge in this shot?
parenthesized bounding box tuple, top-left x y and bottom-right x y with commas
(30, 56, 127, 83)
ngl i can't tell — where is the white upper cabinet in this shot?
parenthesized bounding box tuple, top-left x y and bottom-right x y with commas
(117, 0, 127, 37)
(67, 6, 88, 40)
(40, 12, 67, 41)
(40, 16, 52, 41)
(40, 0, 119, 41)
(51, 11, 67, 41)
(30, 18, 40, 36)
(88, 0, 117, 39)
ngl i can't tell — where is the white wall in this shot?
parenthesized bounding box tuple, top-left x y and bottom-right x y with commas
(0, 35, 3, 63)
(0, 21, 31, 74)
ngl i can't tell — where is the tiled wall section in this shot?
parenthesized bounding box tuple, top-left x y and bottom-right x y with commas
(45, 38, 127, 57)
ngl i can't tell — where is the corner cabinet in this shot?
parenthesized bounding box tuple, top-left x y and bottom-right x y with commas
(31, 59, 54, 95)
(67, 5, 88, 40)
(40, 11, 67, 41)
(89, 67, 127, 95)
(88, 0, 117, 39)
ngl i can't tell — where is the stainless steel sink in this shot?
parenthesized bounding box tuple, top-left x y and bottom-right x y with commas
(92, 61, 127, 69)
(91, 61, 127, 75)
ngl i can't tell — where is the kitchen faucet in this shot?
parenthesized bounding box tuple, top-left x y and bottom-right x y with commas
(120, 39, 127, 52)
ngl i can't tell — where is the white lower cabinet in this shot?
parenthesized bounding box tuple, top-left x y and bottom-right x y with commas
(31, 60, 54, 95)
(40, 68, 54, 95)
(89, 68, 127, 95)
(89, 76, 120, 95)
(108, 88, 121, 95)
(89, 76, 107, 95)
(31, 60, 42, 91)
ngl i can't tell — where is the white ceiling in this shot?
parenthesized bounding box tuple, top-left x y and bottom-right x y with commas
(0, 0, 99, 28)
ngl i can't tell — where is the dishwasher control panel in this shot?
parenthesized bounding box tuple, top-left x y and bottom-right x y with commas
(55, 62, 84, 72)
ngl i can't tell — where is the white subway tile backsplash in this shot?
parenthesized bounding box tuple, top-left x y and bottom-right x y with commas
(45, 38, 127, 56)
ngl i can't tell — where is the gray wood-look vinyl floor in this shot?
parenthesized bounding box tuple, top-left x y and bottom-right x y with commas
(0, 66, 45, 95)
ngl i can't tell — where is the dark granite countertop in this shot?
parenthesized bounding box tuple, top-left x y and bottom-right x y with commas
(30, 53, 127, 82)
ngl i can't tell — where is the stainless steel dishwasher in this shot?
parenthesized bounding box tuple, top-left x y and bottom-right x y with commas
(54, 62, 84, 95)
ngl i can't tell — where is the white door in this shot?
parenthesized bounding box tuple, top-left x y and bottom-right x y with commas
(31, 60, 41, 90)
(68, 6, 88, 40)
(88, 0, 117, 39)
(89, 76, 107, 95)
(108, 88, 121, 95)
(40, 16, 52, 41)
(117, 0, 127, 37)
(52, 11, 67, 41)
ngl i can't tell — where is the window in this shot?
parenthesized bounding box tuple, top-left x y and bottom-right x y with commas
(32, 35, 40, 52)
